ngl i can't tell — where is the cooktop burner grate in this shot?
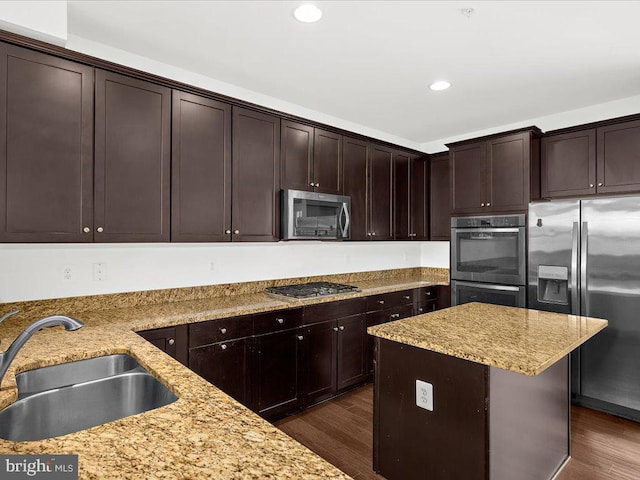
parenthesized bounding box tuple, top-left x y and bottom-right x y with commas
(266, 282, 360, 299)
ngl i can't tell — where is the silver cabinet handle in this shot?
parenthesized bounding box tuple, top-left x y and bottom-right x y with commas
(168, 338, 175, 345)
(333, 327, 339, 332)
(419, 308, 424, 313)
(390, 313, 400, 319)
(96, 226, 104, 233)
(426, 291, 431, 296)
(481, 203, 485, 207)
(277, 318, 284, 324)
(309, 182, 314, 187)
(371, 232, 376, 236)
(297, 335, 304, 341)
(221, 344, 227, 350)
(83, 227, 90, 233)
(220, 328, 227, 334)
(403, 295, 411, 300)
(339, 325, 345, 331)
(234, 230, 240, 234)
(486, 202, 491, 207)
(589, 184, 594, 188)
(315, 183, 319, 187)
(367, 232, 372, 236)
(598, 182, 603, 187)
(225, 229, 231, 234)
(378, 300, 385, 305)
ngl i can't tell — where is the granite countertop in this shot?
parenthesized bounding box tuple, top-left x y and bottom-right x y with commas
(368, 302, 608, 376)
(0, 269, 448, 479)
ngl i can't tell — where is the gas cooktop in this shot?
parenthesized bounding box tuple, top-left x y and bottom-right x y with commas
(266, 282, 360, 299)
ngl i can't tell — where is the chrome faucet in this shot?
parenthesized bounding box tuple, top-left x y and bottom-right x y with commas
(0, 315, 84, 387)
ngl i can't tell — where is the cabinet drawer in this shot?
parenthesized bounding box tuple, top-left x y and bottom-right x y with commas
(303, 297, 366, 325)
(366, 290, 414, 312)
(254, 308, 303, 335)
(417, 286, 438, 305)
(416, 300, 437, 315)
(189, 315, 253, 348)
(366, 305, 414, 327)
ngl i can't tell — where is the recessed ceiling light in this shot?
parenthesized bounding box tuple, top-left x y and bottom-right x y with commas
(429, 81, 451, 91)
(294, 4, 322, 23)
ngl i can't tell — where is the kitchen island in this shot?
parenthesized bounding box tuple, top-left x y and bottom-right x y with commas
(368, 302, 608, 480)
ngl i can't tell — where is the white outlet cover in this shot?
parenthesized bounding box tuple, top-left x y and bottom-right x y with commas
(416, 379, 433, 411)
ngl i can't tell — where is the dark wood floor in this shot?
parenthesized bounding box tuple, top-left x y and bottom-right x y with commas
(276, 385, 640, 480)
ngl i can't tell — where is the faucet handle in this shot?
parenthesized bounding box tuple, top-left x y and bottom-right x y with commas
(0, 310, 19, 324)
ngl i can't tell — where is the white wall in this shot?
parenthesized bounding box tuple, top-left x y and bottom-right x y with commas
(421, 93, 640, 153)
(0, 242, 446, 303)
(0, 1, 67, 46)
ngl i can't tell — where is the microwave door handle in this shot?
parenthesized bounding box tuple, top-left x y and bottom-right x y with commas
(340, 203, 350, 238)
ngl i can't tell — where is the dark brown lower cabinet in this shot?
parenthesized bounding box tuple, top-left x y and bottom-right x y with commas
(336, 314, 366, 390)
(254, 328, 304, 419)
(303, 320, 338, 405)
(188, 338, 252, 407)
(137, 325, 188, 366)
(366, 305, 415, 377)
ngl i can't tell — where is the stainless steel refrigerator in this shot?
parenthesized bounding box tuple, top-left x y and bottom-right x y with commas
(528, 196, 640, 421)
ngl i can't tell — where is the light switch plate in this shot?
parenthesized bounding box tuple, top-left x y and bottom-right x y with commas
(416, 379, 433, 411)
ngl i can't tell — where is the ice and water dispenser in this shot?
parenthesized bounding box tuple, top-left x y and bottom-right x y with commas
(537, 265, 570, 304)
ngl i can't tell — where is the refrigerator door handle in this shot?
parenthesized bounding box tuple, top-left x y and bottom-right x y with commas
(571, 222, 579, 314)
(580, 221, 589, 315)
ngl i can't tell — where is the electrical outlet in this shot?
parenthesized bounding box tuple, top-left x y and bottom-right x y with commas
(63, 267, 72, 281)
(416, 380, 433, 411)
(93, 263, 107, 281)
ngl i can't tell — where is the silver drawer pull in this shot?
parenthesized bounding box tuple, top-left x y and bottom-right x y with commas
(378, 300, 385, 305)
(168, 338, 175, 345)
(276, 318, 284, 324)
(339, 326, 345, 331)
(220, 344, 227, 350)
(403, 295, 411, 300)
(220, 327, 227, 334)
(426, 291, 431, 296)
(297, 335, 304, 341)
(390, 313, 400, 319)
(333, 327, 339, 332)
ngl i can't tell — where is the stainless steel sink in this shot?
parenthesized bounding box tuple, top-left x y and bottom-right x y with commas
(16, 353, 142, 398)
(0, 355, 178, 442)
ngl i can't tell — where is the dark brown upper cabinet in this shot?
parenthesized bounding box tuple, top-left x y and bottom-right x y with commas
(95, 70, 171, 242)
(369, 144, 394, 240)
(394, 153, 429, 240)
(449, 129, 540, 216)
(541, 129, 596, 198)
(343, 136, 369, 240)
(597, 120, 640, 195)
(171, 91, 232, 242)
(429, 153, 451, 241)
(280, 120, 342, 195)
(232, 107, 280, 242)
(0, 44, 94, 242)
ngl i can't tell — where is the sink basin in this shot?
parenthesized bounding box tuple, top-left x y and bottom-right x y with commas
(0, 355, 178, 442)
(16, 354, 142, 398)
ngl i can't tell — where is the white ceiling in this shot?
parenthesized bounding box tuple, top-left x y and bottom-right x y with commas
(67, 1, 640, 147)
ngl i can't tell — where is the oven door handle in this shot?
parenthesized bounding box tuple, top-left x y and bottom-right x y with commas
(454, 283, 522, 292)
(451, 227, 521, 233)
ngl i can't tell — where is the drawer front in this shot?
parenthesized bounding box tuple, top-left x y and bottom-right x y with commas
(416, 300, 437, 315)
(254, 308, 303, 335)
(366, 304, 415, 327)
(303, 297, 366, 325)
(366, 290, 414, 312)
(418, 286, 438, 305)
(189, 315, 253, 348)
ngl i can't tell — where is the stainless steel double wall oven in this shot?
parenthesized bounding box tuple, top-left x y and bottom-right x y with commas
(450, 214, 527, 307)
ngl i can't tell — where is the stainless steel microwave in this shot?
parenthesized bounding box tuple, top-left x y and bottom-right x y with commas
(281, 189, 351, 240)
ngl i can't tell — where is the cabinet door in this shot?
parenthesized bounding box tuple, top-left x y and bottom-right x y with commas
(189, 339, 252, 407)
(369, 144, 394, 240)
(171, 91, 231, 242)
(394, 151, 411, 240)
(430, 154, 450, 241)
(541, 130, 596, 198)
(486, 132, 530, 212)
(314, 129, 342, 195)
(281, 120, 313, 192)
(411, 157, 429, 240)
(254, 329, 303, 419)
(343, 136, 369, 240)
(303, 320, 337, 405)
(94, 70, 171, 242)
(450, 142, 486, 215)
(0, 44, 94, 242)
(337, 314, 366, 390)
(597, 120, 640, 194)
(138, 325, 188, 365)
(232, 107, 280, 242)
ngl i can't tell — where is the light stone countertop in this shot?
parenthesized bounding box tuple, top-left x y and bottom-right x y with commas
(0, 270, 447, 479)
(368, 302, 608, 376)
